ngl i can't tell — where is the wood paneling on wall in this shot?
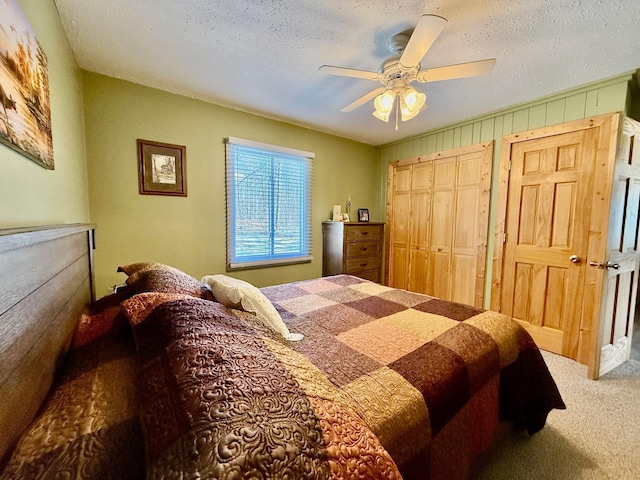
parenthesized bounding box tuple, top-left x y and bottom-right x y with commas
(380, 74, 632, 161)
(378, 71, 637, 307)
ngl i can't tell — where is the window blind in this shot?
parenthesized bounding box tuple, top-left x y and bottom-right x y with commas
(224, 137, 314, 270)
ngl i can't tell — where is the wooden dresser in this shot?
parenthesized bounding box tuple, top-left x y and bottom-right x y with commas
(322, 221, 384, 282)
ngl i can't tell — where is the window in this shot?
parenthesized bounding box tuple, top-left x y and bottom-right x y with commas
(224, 137, 313, 270)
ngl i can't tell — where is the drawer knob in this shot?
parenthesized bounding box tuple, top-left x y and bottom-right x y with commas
(360, 263, 368, 267)
(360, 247, 368, 251)
(361, 231, 369, 235)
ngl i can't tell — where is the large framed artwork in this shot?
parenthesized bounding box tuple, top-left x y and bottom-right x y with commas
(0, 0, 53, 169)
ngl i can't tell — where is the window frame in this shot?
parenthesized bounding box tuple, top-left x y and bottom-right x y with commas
(224, 136, 314, 270)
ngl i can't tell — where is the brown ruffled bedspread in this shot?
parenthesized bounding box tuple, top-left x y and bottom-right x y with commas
(126, 294, 401, 479)
(0, 295, 144, 480)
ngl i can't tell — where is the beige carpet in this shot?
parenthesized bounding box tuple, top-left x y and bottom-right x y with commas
(471, 352, 640, 479)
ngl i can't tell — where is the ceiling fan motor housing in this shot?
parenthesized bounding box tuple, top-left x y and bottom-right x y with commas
(378, 32, 421, 86)
(379, 57, 420, 86)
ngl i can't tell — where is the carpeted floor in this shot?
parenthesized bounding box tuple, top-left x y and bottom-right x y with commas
(471, 352, 640, 480)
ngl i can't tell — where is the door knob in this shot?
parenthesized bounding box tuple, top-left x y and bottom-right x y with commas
(589, 261, 620, 270)
(569, 255, 581, 264)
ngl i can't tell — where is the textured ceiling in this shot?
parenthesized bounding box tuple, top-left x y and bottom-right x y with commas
(53, 0, 640, 146)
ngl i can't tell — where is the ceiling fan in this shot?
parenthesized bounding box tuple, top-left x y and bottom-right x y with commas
(319, 14, 496, 128)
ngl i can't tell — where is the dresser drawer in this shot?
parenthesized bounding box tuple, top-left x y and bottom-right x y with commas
(323, 221, 384, 282)
(345, 240, 380, 258)
(345, 255, 380, 273)
(345, 224, 382, 242)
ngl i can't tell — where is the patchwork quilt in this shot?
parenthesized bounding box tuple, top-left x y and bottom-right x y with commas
(124, 274, 564, 479)
(261, 275, 566, 476)
(1, 274, 565, 480)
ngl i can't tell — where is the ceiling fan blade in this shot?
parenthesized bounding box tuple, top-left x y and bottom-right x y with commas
(340, 87, 386, 112)
(319, 65, 380, 81)
(399, 14, 447, 69)
(416, 58, 496, 83)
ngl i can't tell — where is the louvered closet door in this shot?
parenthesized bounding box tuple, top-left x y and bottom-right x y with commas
(386, 142, 492, 308)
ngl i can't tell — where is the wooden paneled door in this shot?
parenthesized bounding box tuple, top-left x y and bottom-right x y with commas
(498, 129, 596, 358)
(596, 117, 640, 377)
(386, 142, 493, 308)
(494, 113, 640, 378)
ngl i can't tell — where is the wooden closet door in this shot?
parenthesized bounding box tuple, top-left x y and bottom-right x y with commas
(408, 162, 432, 293)
(388, 165, 412, 290)
(452, 151, 490, 305)
(388, 162, 433, 291)
(429, 158, 455, 300)
(386, 142, 492, 308)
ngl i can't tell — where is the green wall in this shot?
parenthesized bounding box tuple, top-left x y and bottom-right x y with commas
(0, 0, 89, 228)
(5, 1, 638, 304)
(378, 72, 637, 306)
(83, 73, 380, 297)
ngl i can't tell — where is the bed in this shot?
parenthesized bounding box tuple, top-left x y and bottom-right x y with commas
(0, 224, 565, 479)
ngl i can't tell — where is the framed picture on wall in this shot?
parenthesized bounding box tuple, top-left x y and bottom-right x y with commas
(137, 139, 187, 196)
(0, 0, 54, 169)
(358, 208, 369, 222)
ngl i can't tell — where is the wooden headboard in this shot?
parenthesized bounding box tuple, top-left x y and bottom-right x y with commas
(0, 224, 95, 460)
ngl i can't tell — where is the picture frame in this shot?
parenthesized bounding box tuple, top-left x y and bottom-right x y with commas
(332, 205, 341, 221)
(0, 0, 54, 169)
(137, 139, 187, 196)
(358, 208, 370, 222)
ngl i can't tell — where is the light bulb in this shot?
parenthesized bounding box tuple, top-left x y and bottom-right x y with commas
(374, 91, 395, 113)
(401, 87, 426, 113)
(405, 90, 418, 108)
(399, 87, 426, 121)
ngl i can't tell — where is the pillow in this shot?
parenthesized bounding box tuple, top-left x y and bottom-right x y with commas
(72, 290, 131, 347)
(121, 292, 199, 326)
(117, 262, 214, 300)
(201, 274, 303, 341)
(117, 261, 170, 276)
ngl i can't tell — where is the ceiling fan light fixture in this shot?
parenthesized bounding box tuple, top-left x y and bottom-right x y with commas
(373, 90, 395, 122)
(374, 90, 395, 113)
(400, 93, 427, 121)
(373, 109, 391, 122)
(401, 86, 426, 112)
(400, 102, 419, 121)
